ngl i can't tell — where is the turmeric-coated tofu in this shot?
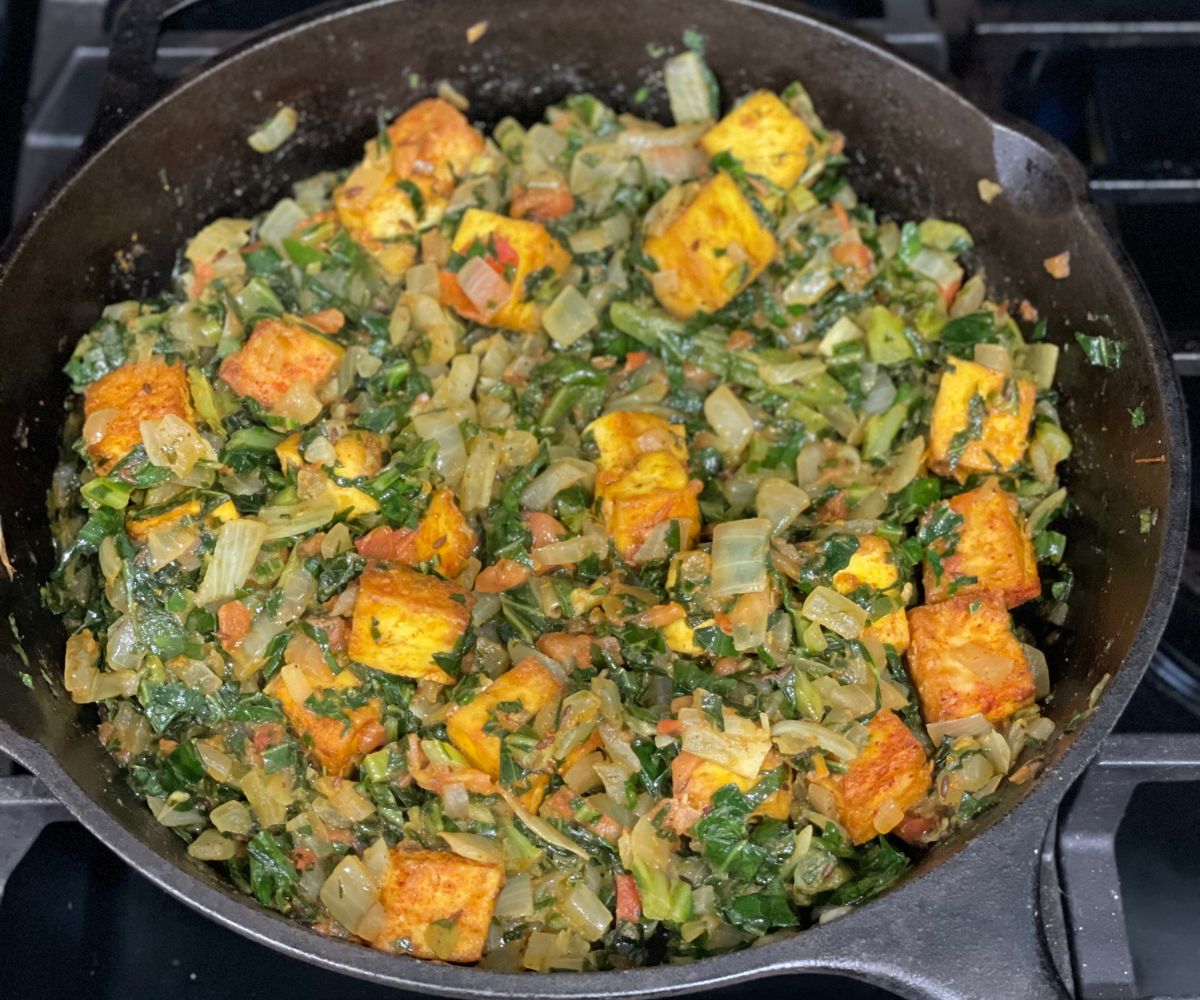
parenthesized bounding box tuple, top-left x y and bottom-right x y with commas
(601, 450, 701, 561)
(906, 591, 1035, 723)
(589, 410, 688, 493)
(832, 535, 911, 653)
(642, 171, 778, 319)
(810, 709, 931, 845)
(276, 426, 384, 517)
(348, 564, 473, 684)
(661, 614, 704, 656)
(928, 358, 1036, 475)
(371, 847, 504, 963)
(700, 90, 817, 191)
(922, 480, 1040, 608)
(334, 99, 484, 279)
(407, 488, 478, 579)
(82, 358, 194, 474)
(446, 657, 564, 780)
(219, 317, 344, 412)
(269, 668, 384, 778)
(442, 209, 571, 332)
(670, 750, 791, 834)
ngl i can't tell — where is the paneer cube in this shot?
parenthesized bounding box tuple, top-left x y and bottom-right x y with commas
(589, 411, 689, 493)
(906, 591, 1035, 723)
(269, 668, 384, 778)
(810, 709, 931, 845)
(601, 450, 701, 561)
(371, 847, 504, 963)
(334, 98, 485, 279)
(82, 358, 194, 474)
(348, 564, 472, 684)
(928, 358, 1037, 475)
(642, 171, 777, 319)
(832, 535, 911, 653)
(700, 90, 817, 190)
(446, 657, 564, 779)
(922, 479, 1040, 608)
(219, 317, 344, 412)
(443, 209, 571, 332)
(670, 750, 791, 834)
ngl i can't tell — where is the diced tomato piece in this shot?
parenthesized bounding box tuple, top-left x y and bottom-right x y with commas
(523, 511, 568, 548)
(473, 558, 532, 593)
(510, 185, 574, 221)
(216, 600, 253, 647)
(355, 525, 418, 563)
(304, 308, 345, 334)
(656, 718, 683, 737)
(493, 234, 519, 267)
(615, 874, 642, 923)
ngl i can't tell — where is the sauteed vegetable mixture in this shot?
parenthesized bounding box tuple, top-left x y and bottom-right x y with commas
(47, 49, 1073, 969)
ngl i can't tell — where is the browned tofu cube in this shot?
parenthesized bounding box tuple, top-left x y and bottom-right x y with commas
(268, 669, 384, 778)
(589, 410, 689, 493)
(810, 709, 931, 845)
(670, 750, 791, 834)
(82, 358, 194, 474)
(831, 535, 911, 653)
(443, 209, 572, 333)
(445, 657, 564, 779)
(601, 450, 701, 561)
(922, 480, 1040, 608)
(642, 171, 777, 319)
(928, 358, 1037, 475)
(906, 592, 1035, 723)
(334, 99, 485, 279)
(218, 317, 344, 412)
(371, 847, 504, 963)
(348, 564, 473, 684)
(700, 90, 817, 190)
(407, 487, 477, 578)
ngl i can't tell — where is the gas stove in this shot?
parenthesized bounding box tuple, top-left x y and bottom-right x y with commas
(1, 3, 1199, 999)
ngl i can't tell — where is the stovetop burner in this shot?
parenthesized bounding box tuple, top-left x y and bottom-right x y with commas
(1, 3, 1197, 999)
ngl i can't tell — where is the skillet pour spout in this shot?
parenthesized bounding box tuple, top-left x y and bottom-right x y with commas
(0, 1, 1186, 997)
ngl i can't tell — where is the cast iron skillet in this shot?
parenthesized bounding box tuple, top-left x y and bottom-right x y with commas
(0, 1, 1187, 997)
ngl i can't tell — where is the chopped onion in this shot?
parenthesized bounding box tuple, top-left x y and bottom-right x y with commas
(239, 767, 288, 828)
(495, 873, 534, 918)
(146, 522, 199, 572)
(320, 856, 379, 934)
(678, 706, 771, 779)
(501, 789, 588, 858)
(413, 410, 467, 487)
(1023, 643, 1051, 699)
(978, 730, 1013, 775)
(861, 371, 897, 415)
(1026, 487, 1067, 537)
(563, 883, 612, 942)
(64, 629, 100, 704)
(441, 831, 505, 864)
(801, 585, 868, 639)
(773, 719, 860, 761)
(759, 358, 827, 386)
(755, 478, 810, 535)
(140, 414, 215, 478)
(105, 615, 143, 670)
(533, 535, 601, 569)
(456, 256, 512, 320)
(521, 459, 595, 511)
(193, 518, 267, 608)
(185, 217, 251, 266)
(909, 247, 963, 292)
(974, 342, 1012, 374)
(563, 751, 603, 794)
(187, 828, 236, 861)
(926, 712, 993, 744)
(258, 197, 307, 249)
(819, 316, 864, 356)
(274, 380, 323, 424)
(704, 385, 755, 460)
(664, 50, 715, 124)
(460, 432, 498, 513)
(196, 743, 235, 783)
(210, 799, 252, 835)
(885, 436, 925, 493)
(710, 518, 771, 597)
(248, 105, 298, 153)
(543, 285, 598, 347)
(1019, 342, 1060, 391)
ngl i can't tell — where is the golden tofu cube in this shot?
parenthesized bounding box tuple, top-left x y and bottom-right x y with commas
(408, 487, 477, 579)
(276, 427, 383, 518)
(700, 90, 817, 190)
(269, 669, 383, 779)
(661, 616, 703, 656)
(810, 709, 931, 845)
(444, 209, 571, 333)
(833, 535, 911, 653)
(82, 358, 194, 474)
(589, 410, 688, 492)
(446, 657, 564, 779)
(922, 480, 1040, 608)
(642, 171, 777, 319)
(219, 317, 344, 412)
(348, 564, 472, 684)
(372, 847, 504, 963)
(334, 99, 484, 279)
(671, 750, 791, 834)
(601, 450, 700, 561)
(906, 591, 1035, 723)
(125, 498, 202, 543)
(928, 358, 1036, 475)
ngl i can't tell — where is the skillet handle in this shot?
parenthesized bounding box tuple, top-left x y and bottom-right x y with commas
(90, 0, 254, 150)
